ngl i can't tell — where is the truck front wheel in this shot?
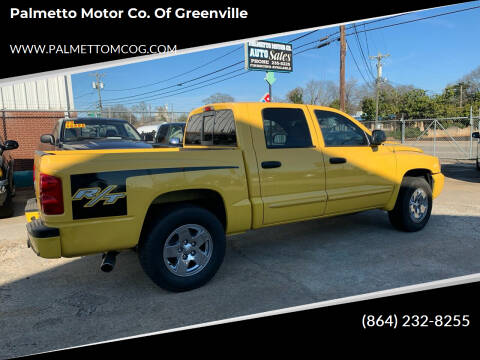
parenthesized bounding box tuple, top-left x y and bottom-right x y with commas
(138, 205, 226, 292)
(388, 176, 432, 232)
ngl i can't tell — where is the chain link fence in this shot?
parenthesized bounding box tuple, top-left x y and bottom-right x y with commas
(362, 115, 480, 159)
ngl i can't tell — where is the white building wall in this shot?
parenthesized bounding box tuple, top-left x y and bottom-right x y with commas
(0, 75, 74, 110)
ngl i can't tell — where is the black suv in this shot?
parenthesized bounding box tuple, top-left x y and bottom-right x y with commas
(473, 131, 479, 170)
(40, 117, 154, 150)
(0, 139, 19, 218)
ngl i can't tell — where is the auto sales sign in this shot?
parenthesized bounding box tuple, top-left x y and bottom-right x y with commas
(245, 40, 293, 72)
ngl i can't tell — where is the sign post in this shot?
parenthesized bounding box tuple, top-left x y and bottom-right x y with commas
(245, 40, 293, 102)
(264, 71, 276, 102)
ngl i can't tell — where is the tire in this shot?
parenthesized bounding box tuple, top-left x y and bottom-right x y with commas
(0, 190, 14, 218)
(476, 158, 480, 171)
(388, 176, 432, 232)
(138, 205, 226, 292)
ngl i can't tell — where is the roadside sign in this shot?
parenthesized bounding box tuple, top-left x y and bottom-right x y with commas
(265, 72, 276, 85)
(245, 40, 293, 72)
(261, 93, 271, 102)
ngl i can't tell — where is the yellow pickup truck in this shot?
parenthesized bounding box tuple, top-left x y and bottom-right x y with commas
(25, 103, 444, 291)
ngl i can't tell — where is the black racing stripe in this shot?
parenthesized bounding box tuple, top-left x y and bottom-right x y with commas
(70, 166, 238, 220)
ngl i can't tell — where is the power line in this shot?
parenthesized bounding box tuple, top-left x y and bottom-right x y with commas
(103, 46, 243, 92)
(106, 71, 252, 107)
(362, 23, 374, 75)
(352, 24, 376, 81)
(288, 29, 319, 43)
(346, 39, 373, 88)
(102, 61, 244, 102)
(103, 68, 248, 105)
(345, 4, 480, 37)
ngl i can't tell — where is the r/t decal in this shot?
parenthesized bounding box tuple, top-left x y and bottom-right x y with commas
(72, 185, 126, 207)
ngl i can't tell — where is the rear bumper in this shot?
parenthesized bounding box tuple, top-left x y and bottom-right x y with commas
(26, 218, 61, 258)
(432, 173, 444, 199)
(25, 198, 40, 222)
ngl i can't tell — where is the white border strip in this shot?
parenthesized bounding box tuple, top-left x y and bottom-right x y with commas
(0, 4, 452, 86)
(30, 273, 480, 357)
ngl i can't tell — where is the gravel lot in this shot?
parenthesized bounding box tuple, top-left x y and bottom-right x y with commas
(1, 161, 479, 358)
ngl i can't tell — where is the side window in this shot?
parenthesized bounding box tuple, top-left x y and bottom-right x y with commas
(262, 108, 313, 149)
(314, 110, 369, 146)
(184, 110, 236, 146)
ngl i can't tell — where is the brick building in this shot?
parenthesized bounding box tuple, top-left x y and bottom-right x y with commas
(0, 75, 75, 172)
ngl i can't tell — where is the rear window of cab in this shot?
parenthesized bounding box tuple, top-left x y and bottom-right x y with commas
(185, 110, 237, 146)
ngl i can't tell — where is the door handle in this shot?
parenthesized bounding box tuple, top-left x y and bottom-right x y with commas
(261, 161, 282, 169)
(329, 157, 346, 164)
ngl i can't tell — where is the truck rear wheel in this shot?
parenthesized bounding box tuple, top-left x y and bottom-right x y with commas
(138, 205, 226, 292)
(388, 176, 432, 232)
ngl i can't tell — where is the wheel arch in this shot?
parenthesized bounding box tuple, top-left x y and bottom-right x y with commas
(403, 168, 433, 189)
(138, 189, 227, 246)
(384, 168, 433, 211)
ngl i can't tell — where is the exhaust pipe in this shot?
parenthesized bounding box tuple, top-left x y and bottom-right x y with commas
(100, 251, 118, 272)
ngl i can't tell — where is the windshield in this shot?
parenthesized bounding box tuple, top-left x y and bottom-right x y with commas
(62, 120, 142, 142)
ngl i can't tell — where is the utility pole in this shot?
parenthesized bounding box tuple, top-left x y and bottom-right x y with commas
(339, 25, 346, 112)
(369, 52, 389, 128)
(90, 73, 105, 114)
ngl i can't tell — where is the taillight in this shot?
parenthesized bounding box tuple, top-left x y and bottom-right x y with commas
(40, 173, 64, 215)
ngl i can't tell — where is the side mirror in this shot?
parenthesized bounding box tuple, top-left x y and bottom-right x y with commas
(40, 134, 55, 145)
(371, 130, 386, 146)
(472, 132, 480, 139)
(169, 137, 181, 146)
(3, 140, 19, 150)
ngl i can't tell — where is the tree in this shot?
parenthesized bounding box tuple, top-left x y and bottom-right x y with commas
(344, 78, 361, 114)
(202, 93, 235, 103)
(360, 98, 376, 121)
(286, 87, 304, 104)
(284, 79, 361, 114)
(102, 104, 137, 125)
(399, 89, 435, 119)
(131, 101, 156, 125)
(176, 114, 188, 122)
(303, 80, 337, 106)
(328, 99, 340, 110)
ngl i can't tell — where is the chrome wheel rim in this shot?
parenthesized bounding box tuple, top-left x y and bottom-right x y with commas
(409, 188, 428, 223)
(163, 224, 213, 277)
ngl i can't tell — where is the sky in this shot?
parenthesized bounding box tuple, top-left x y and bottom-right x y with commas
(72, 2, 480, 114)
